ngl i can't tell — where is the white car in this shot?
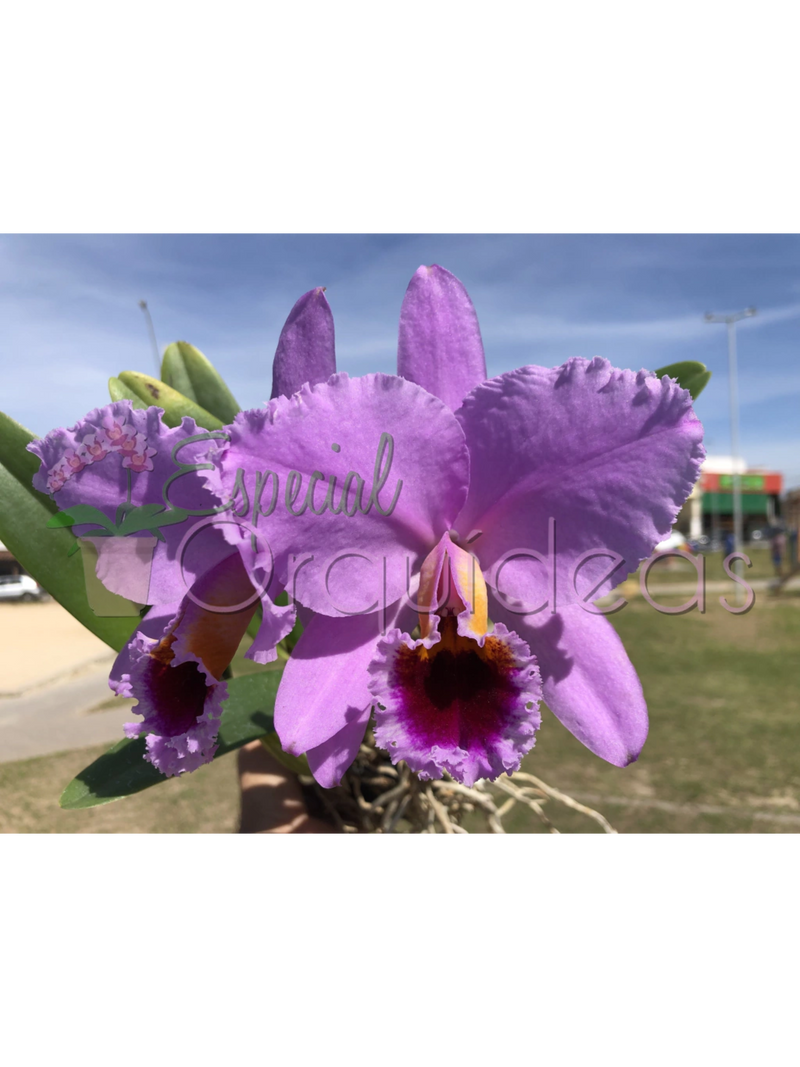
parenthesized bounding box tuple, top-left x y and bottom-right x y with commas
(0, 574, 46, 602)
(654, 530, 689, 553)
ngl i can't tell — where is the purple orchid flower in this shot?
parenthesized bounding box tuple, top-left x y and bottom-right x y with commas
(30, 270, 703, 789)
(206, 265, 704, 787)
(29, 400, 295, 776)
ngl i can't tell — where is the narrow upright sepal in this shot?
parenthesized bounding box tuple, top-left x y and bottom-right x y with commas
(397, 265, 487, 411)
(270, 288, 336, 399)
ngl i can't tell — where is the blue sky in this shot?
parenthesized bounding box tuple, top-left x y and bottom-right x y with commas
(2, 234, 799, 487)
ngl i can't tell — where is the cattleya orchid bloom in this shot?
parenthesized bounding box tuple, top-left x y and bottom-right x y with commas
(207, 266, 704, 786)
(29, 403, 295, 775)
(30, 267, 704, 789)
(369, 531, 543, 785)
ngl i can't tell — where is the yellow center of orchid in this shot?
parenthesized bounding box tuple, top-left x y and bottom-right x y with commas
(417, 531, 488, 641)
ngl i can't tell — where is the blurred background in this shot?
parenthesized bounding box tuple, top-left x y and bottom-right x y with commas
(1, 233, 798, 832)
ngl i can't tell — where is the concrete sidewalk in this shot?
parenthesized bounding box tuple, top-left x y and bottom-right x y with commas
(0, 601, 116, 696)
(0, 662, 136, 763)
(0, 601, 135, 763)
(613, 576, 800, 599)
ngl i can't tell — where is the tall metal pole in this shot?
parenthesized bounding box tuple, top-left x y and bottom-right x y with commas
(726, 319, 744, 560)
(138, 299, 161, 376)
(705, 307, 756, 603)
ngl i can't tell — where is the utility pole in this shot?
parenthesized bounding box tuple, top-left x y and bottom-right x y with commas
(138, 300, 161, 376)
(704, 307, 756, 602)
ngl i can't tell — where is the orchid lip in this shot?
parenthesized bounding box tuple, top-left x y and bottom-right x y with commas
(369, 617, 543, 787)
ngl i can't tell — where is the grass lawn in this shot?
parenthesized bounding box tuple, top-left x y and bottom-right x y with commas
(506, 588, 800, 833)
(624, 547, 777, 588)
(2, 587, 799, 833)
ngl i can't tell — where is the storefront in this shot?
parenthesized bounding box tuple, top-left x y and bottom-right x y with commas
(676, 460, 783, 543)
(700, 470, 782, 540)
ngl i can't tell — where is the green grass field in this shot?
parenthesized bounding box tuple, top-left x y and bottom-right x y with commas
(632, 547, 778, 587)
(2, 586, 799, 833)
(507, 587, 800, 832)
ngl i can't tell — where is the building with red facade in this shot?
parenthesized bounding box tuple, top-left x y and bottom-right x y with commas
(676, 457, 783, 542)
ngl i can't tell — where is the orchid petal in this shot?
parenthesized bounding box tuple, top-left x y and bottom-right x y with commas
(397, 265, 487, 411)
(109, 600, 183, 697)
(455, 359, 705, 610)
(275, 601, 414, 757)
(208, 373, 470, 616)
(305, 709, 372, 789)
(110, 551, 264, 775)
(491, 599, 648, 767)
(245, 595, 297, 665)
(28, 400, 232, 604)
(271, 288, 336, 400)
(168, 550, 262, 678)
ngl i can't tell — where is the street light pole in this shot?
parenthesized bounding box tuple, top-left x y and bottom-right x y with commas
(704, 307, 756, 599)
(138, 299, 162, 376)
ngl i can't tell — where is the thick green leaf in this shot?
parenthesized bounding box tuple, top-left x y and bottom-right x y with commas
(0, 410, 57, 502)
(59, 671, 281, 809)
(108, 376, 148, 410)
(0, 413, 137, 651)
(161, 341, 241, 424)
(0, 465, 139, 649)
(117, 371, 224, 430)
(654, 360, 712, 400)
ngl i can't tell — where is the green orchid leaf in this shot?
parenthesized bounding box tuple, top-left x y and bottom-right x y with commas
(0, 410, 57, 503)
(115, 501, 137, 526)
(116, 504, 189, 536)
(116, 510, 161, 536)
(245, 601, 262, 643)
(117, 371, 224, 430)
(59, 671, 281, 809)
(654, 361, 712, 400)
(108, 376, 148, 410)
(45, 510, 80, 528)
(161, 341, 241, 425)
(46, 505, 116, 531)
(134, 502, 167, 517)
(0, 411, 138, 650)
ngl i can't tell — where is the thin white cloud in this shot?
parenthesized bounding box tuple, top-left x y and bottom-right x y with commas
(487, 302, 800, 346)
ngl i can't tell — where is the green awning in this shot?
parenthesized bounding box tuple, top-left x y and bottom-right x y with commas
(702, 491, 770, 515)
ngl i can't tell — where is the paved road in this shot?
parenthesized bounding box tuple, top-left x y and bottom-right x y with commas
(0, 659, 135, 764)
